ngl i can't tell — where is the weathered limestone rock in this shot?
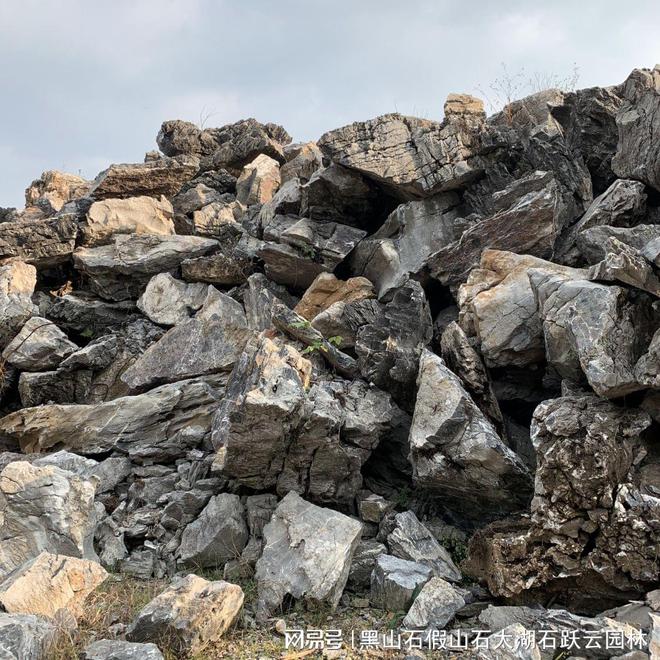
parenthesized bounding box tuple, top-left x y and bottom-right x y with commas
(258, 214, 366, 290)
(211, 336, 311, 488)
(181, 250, 252, 286)
(126, 574, 244, 654)
(83, 196, 175, 246)
(0, 214, 78, 267)
(46, 293, 135, 337)
(281, 141, 323, 184)
(531, 270, 657, 398)
(0, 461, 98, 579)
(357, 492, 394, 524)
(457, 250, 586, 368)
(350, 192, 465, 298)
(0, 552, 107, 619)
(402, 577, 465, 630)
(137, 273, 208, 326)
(577, 224, 660, 265)
(465, 396, 654, 609)
(294, 272, 375, 320)
(311, 298, 382, 349)
(440, 321, 503, 431)
(347, 540, 387, 589)
(178, 494, 248, 569)
(612, 66, 660, 192)
(0, 376, 225, 460)
(428, 171, 563, 287)
(409, 350, 532, 518)
(83, 639, 164, 660)
(0, 260, 37, 350)
(636, 329, 660, 389)
(318, 112, 501, 199)
(73, 234, 219, 301)
(2, 317, 78, 371)
(89, 156, 199, 199)
(191, 199, 243, 237)
(0, 613, 56, 660)
(299, 163, 390, 229)
(121, 289, 249, 390)
(355, 280, 432, 409)
(588, 237, 660, 297)
(444, 93, 485, 121)
(25, 170, 90, 215)
(236, 154, 281, 206)
(370, 554, 432, 611)
(255, 492, 362, 617)
(387, 511, 461, 582)
(478, 623, 542, 660)
(556, 178, 647, 264)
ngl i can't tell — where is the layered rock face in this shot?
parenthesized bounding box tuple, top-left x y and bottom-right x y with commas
(0, 64, 658, 655)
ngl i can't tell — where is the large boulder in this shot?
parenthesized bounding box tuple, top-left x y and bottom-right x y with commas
(369, 554, 432, 611)
(236, 153, 281, 205)
(531, 270, 657, 398)
(0, 260, 38, 350)
(401, 577, 465, 630)
(612, 66, 660, 192)
(83, 196, 175, 246)
(2, 317, 78, 372)
(0, 461, 98, 579)
(318, 111, 501, 199)
(73, 234, 219, 301)
(0, 551, 107, 619)
(89, 156, 199, 199)
(294, 272, 375, 320)
(177, 494, 248, 569)
(281, 142, 323, 184)
(409, 350, 532, 519)
(577, 223, 660, 265)
(255, 491, 362, 618)
(25, 170, 90, 215)
(126, 574, 244, 654)
(0, 613, 56, 660)
(136, 273, 208, 326)
(0, 376, 224, 461)
(0, 214, 78, 267)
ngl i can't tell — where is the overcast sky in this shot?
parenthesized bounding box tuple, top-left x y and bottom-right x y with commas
(1, 0, 658, 208)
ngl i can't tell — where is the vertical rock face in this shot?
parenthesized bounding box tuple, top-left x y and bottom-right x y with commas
(409, 350, 532, 519)
(612, 66, 660, 192)
(236, 154, 281, 205)
(0, 260, 37, 350)
(255, 492, 362, 617)
(0, 461, 99, 579)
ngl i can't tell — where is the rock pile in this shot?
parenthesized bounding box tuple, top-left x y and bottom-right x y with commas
(0, 65, 658, 657)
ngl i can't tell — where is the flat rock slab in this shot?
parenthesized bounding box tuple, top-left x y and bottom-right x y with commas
(84, 639, 164, 660)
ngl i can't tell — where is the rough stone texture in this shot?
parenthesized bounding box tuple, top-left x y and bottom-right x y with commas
(0, 260, 38, 350)
(24, 170, 90, 215)
(280, 142, 323, 184)
(83, 640, 164, 660)
(402, 577, 465, 630)
(294, 272, 374, 320)
(0, 613, 56, 660)
(0, 461, 98, 580)
(636, 329, 660, 389)
(236, 153, 281, 205)
(318, 112, 501, 199)
(478, 623, 542, 660)
(0, 551, 107, 618)
(73, 234, 219, 301)
(0, 214, 78, 267)
(0, 376, 225, 460)
(126, 574, 244, 654)
(440, 321, 504, 431)
(349, 192, 465, 298)
(181, 250, 252, 286)
(191, 199, 243, 237)
(428, 171, 563, 287)
(531, 270, 657, 398)
(346, 540, 387, 590)
(255, 492, 362, 618)
(588, 237, 660, 296)
(387, 511, 461, 582)
(409, 350, 532, 518)
(121, 289, 249, 390)
(258, 214, 366, 290)
(369, 554, 432, 611)
(612, 66, 660, 192)
(46, 293, 135, 338)
(83, 196, 175, 246)
(465, 396, 654, 610)
(577, 223, 660, 265)
(137, 273, 208, 326)
(89, 156, 199, 199)
(2, 317, 78, 371)
(311, 298, 382, 350)
(457, 249, 586, 368)
(177, 494, 248, 569)
(355, 280, 432, 410)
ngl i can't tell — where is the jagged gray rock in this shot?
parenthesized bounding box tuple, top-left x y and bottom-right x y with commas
(347, 540, 387, 590)
(0, 613, 56, 660)
(577, 224, 660, 265)
(402, 577, 465, 630)
(0, 260, 38, 350)
(84, 640, 164, 660)
(136, 273, 209, 326)
(369, 554, 432, 611)
(255, 491, 362, 618)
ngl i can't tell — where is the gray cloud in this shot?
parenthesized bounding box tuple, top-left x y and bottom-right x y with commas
(1, 0, 659, 207)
